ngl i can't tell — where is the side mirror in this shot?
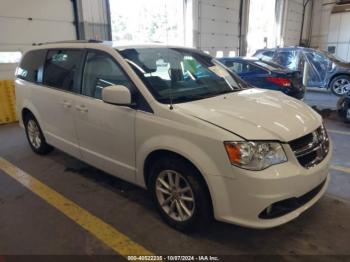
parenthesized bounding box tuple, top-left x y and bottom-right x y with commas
(102, 85, 132, 106)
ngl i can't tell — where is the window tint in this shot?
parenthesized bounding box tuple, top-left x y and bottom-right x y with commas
(274, 51, 297, 70)
(224, 60, 234, 68)
(226, 61, 267, 74)
(82, 51, 133, 99)
(255, 50, 275, 61)
(16, 50, 46, 83)
(254, 61, 284, 71)
(229, 62, 245, 73)
(43, 50, 82, 92)
(120, 48, 241, 104)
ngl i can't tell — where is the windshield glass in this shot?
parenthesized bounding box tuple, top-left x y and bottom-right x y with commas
(254, 60, 286, 71)
(119, 47, 244, 104)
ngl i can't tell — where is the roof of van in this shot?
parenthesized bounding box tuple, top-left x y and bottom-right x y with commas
(34, 40, 195, 51)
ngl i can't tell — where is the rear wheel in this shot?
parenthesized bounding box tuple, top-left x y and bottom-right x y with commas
(149, 156, 212, 232)
(330, 75, 350, 96)
(24, 114, 53, 155)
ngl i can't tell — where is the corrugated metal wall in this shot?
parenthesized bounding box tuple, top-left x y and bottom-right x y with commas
(76, 0, 111, 40)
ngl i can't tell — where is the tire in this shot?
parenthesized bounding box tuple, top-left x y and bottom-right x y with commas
(149, 156, 212, 232)
(330, 75, 350, 96)
(24, 113, 54, 155)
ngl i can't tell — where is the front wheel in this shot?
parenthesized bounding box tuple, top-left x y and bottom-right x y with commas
(149, 156, 212, 232)
(330, 75, 350, 96)
(24, 114, 53, 155)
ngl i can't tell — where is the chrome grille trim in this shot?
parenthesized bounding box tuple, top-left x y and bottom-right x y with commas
(289, 125, 330, 169)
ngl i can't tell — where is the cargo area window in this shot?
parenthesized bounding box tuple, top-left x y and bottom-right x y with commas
(16, 50, 46, 83)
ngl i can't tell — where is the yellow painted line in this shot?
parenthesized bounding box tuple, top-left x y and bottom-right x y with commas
(327, 129, 350, 136)
(0, 157, 153, 256)
(331, 165, 350, 174)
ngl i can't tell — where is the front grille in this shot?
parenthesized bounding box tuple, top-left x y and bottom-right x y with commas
(289, 125, 330, 169)
(259, 178, 326, 219)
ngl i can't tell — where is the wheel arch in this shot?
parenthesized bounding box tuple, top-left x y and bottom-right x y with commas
(143, 149, 214, 215)
(21, 107, 33, 123)
(19, 100, 44, 128)
(328, 73, 350, 88)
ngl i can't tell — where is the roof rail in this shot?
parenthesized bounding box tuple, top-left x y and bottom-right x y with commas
(33, 39, 103, 46)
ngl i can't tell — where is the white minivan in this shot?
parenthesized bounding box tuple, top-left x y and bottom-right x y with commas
(15, 41, 331, 231)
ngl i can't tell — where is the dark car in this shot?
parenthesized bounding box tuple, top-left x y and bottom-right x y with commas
(218, 57, 305, 99)
(253, 47, 350, 96)
(337, 91, 350, 123)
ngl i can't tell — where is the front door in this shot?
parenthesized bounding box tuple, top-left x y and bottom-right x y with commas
(303, 51, 330, 87)
(74, 50, 136, 183)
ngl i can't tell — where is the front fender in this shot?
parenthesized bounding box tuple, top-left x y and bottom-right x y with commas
(136, 135, 225, 189)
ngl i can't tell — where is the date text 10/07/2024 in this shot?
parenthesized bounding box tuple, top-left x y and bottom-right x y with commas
(127, 256, 220, 261)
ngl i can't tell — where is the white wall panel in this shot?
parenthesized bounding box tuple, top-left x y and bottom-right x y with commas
(309, 1, 350, 61)
(338, 14, 350, 43)
(328, 14, 340, 43)
(0, 0, 75, 21)
(0, 0, 76, 79)
(282, 0, 304, 46)
(336, 43, 349, 60)
(0, 18, 76, 49)
(197, 0, 240, 56)
(325, 12, 350, 61)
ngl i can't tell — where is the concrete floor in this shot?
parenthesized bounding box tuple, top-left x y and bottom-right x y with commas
(304, 88, 339, 110)
(0, 90, 350, 259)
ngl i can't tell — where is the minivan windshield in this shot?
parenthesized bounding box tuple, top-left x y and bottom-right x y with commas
(119, 47, 244, 104)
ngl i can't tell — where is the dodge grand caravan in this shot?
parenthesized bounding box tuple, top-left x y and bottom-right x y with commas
(15, 41, 331, 231)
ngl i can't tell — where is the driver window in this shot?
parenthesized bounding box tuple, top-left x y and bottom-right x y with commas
(82, 51, 133, 99)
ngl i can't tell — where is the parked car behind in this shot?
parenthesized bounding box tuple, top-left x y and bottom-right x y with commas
(253, 47, 350, 96)
(337, 90, 350, 123)
(218, 57, 305, 100)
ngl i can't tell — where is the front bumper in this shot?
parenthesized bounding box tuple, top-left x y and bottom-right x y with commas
(206, 141, 332, 229)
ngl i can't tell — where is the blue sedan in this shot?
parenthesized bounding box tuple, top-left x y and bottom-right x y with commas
(218, 57, 305, 99)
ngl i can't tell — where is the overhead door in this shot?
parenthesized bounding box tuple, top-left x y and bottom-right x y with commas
(0, 0, 76, 79)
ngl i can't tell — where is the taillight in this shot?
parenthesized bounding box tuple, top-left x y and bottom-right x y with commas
(266, 77, 291, 87)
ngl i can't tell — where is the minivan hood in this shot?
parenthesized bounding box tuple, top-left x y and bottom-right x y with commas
(176, 89, 322, 142)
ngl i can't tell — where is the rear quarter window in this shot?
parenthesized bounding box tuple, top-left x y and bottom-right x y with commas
(16, 49, 47, 83)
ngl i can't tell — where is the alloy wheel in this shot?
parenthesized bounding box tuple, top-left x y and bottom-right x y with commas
(27, 120, 42, 149)
(155, 170, 195, 222)
(333, 79, 350, 95)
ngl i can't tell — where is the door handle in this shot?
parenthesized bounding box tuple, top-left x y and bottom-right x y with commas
(75, 105, 88, 113)
(61, 101, 72, 109)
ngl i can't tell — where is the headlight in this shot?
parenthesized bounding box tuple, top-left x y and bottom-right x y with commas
(224, 141, 287, 170)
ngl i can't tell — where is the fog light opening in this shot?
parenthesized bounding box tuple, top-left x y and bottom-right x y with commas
(266, 205, 273, 214)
